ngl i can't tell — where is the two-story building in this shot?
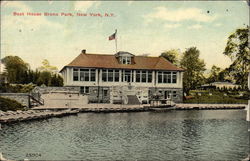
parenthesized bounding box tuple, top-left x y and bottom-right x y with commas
(60, 50, 184, 104)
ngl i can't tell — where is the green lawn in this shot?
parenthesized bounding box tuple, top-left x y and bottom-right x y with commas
(184, 90, 249, 104)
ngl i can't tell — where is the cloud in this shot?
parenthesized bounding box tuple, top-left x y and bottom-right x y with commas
(2, 15, 62, 31)
(214, 23, 222, 27)
(164, 23, 181, 29)
(1, 2, 62, 31)
(1, 1, 31, 11)
(127, 1, 133, 6)
(145, 7, 217, 23)
(74, 1, 100, 11)
(188, 24, 202, 29)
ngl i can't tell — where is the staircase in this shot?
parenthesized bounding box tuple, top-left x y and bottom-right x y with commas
(29, 92, 44, 107)
(127, 95, 140, 105)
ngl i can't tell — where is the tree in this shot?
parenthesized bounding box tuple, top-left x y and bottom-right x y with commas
(36, 60, 63, 86)
(1, 56, 29, 84)
(1, 56, 63, 87)
(223, 27, 250, 89)
(36, 71, 52, 86)
(160, 49, 180, 65)
(51, 74, 63, 86)
(180, 47, 206, 95)
(37, 59, 58, 73)
(207, 65, 222, 83)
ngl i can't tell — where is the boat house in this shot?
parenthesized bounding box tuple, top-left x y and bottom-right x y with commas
(60, 50, 184, 104)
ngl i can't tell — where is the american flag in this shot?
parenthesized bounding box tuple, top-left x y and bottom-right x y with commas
(108, 30, 117, 40)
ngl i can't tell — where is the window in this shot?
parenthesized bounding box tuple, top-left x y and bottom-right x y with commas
(166, 72, 171, 83)
(91, 69, 96, 81)
(115, 70, 119, 82)
(136, 70, 140, 82)
(158, 72, 162, 83)
(85, 87, 89, 94)
(80, 69, 89, 81)
(73, 68, 79, 81)
(120, 56, 132, 64)
(127, 57, 131, 64)
(84, 69, 89, 81)
(163, 72, 167, 83)
(148, 71, 152, 82)
(172, 91, 177, 98)
(135, 70, 151, 83)
(102, 69, 120, 82)
(165, 91, 171, 99)
(172, 72, 177, 83)
(80, 87, 84, 94)
(158, 71, 176, 83)
(102, 69, 107, 82)
(80, 86, 89, 94)
(74, 68, 95, 82)
(122, 57, 126, 64)
(103, 89, 108, 97)
(108, 70, 114, 82)
(80, 69, 84, 81)
(141, 71, 146, 82)
(124, 70, 131, 82)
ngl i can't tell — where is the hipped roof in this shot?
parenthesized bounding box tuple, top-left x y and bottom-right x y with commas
(60, 53, 184, 72)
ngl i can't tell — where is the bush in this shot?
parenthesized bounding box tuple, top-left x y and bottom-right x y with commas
(0, 97, 25, 111)
(0, 83, 35, 93)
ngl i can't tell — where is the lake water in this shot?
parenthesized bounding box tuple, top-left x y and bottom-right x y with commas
(0, 110, 249, 160)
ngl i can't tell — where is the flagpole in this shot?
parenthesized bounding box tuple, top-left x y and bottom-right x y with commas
(115, 29, 117, 53)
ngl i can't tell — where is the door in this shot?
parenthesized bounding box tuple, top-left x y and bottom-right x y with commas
(164, 91, 171, 99)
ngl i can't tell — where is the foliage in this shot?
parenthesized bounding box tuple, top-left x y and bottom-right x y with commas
(206, 65, 222, 83)
(223, 27, 250, 89)
(184, 90, 248, 104)
(0, 83, 36, 93)
(37, 71, 52, 86)
(37, 59, 58, 72)
(160, 49, 180, 65)
(1, 56, 63, 87)
(217, 68, 234, 83)
(180, 47, 206, 95)
(0, 96, 25, 111)
(51, 74, 64, 87)
(1, 56, 29, 84)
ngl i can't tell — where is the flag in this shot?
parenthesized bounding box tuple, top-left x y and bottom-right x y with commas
(108, 30, 117, 40)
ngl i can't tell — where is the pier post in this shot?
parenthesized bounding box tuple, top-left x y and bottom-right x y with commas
(247, 72, 250, 122)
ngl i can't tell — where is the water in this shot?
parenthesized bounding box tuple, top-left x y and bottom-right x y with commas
(0, 110, 249, 160)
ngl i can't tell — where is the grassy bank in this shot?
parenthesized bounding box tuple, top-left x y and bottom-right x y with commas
(184, 90, 249, 104)
(0, 97, 25, 111)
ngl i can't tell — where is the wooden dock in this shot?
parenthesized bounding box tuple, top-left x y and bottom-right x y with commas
(173, 103, 246, 110)
(0, 103, 247, 124)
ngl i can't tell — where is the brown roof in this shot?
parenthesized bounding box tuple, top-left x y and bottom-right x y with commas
(60, 53, 184, 72)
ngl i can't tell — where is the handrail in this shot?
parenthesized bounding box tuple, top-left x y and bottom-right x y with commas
(29, 93, 44, 105)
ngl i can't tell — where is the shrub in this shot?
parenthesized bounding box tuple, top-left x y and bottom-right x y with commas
(0, 96, 25, 111)
(0, 83, 35, 93)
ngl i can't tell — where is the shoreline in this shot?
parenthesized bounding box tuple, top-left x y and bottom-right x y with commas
(0, 103, 247, 124)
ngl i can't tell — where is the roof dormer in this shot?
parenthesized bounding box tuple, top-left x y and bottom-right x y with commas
(115, 51, 135, 65)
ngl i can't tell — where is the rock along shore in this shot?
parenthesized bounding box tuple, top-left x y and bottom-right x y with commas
(0, 103, 247, 124)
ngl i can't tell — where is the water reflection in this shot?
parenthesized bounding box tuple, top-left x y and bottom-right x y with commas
(0, 110, 249, 160)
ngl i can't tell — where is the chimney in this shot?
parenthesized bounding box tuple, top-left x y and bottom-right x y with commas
(81, 49, 86, 54)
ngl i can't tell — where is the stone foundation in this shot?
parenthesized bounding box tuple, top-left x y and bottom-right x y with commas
(149, 88, 183, 103)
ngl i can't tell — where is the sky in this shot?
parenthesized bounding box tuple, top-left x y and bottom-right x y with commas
(0, 1, 249, 72)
